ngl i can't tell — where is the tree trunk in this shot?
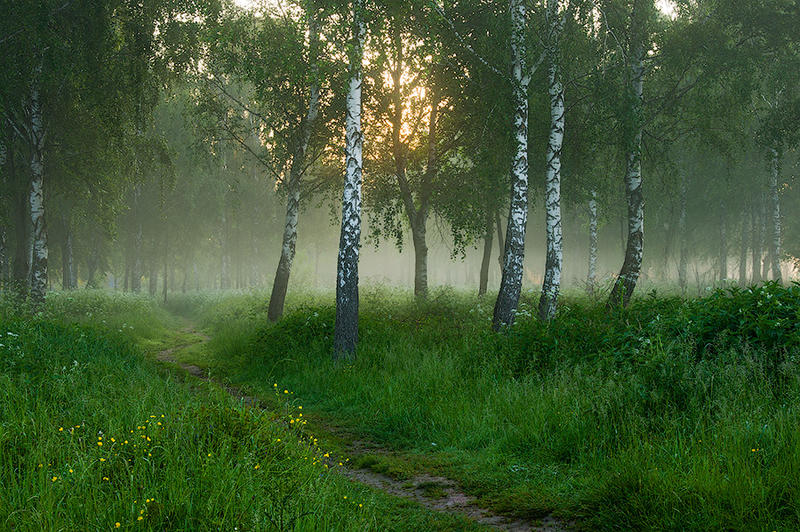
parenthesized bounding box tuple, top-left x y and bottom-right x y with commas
(163, 255, 168, 303)
(493, 0, 530, 330)
(768, 148, 782, 282)
(268, 8, 321, 321)
(149, 258, 158, 296)
(0, 226, 7, 288)
(86, 246, 98, 289)
(479, 212, 493, 296)
(538, 9, 565, 322)
(334, 0, 365, 359)
(738, 209, 748, 286)
(412, 221, 428, 296)
(8, 129, 29, 289)
(678, 175, 688, 294)
(495, 210, 504, 273)
(608, 46, 644, 308)
(220, 199, 230, 290)
(751, 199, 761, 284)
(760, 191, 769, 281)
(28, 78, 48, 307)
(387, 23, 436, 299)
(718, 201, 727, 283)
(62, 218, 76, 290)
(130, 188, 143, 293)
(587, 190, 598, 294)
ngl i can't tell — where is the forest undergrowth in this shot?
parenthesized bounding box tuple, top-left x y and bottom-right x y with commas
(0, 291, 479, 531)
(165, 282, 800, 530)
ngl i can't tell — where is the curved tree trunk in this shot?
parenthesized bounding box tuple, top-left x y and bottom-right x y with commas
(538, 10, 565, 322)
(268, 2, 321, 321)
(493, 0, 529, 330)
(587, 190, 598, 295)
(768, 147, 782, 283)
(608, 46, 644, 309)
(334, 0, 365, 359)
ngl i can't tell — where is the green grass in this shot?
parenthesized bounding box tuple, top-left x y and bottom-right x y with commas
(0, 290, 482, 531)
(168, 283, 800, 530)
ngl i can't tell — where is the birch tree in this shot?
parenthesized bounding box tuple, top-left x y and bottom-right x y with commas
(587, 190, 599, 293)
(605, 0, 653, 308)
(492, 0, 530, 329)
(538, 0, 566, 321)
(268, 1, 323, 319)
(334, 0, 366, 359)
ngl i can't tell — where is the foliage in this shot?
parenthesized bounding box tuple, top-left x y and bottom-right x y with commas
(0, 291, 478, 531)
(181, 286, 800, 530)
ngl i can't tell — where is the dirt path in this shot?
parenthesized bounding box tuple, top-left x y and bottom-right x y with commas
(156, 329, 570, 532)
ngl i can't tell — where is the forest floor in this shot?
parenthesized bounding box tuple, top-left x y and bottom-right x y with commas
(154, 324, 568, 531)
(4, 285, 800, 530)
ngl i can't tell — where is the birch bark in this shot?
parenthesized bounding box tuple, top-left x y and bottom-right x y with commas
(608, 44, 645, 308)
(538, 2, 565, 321)
(493, 0, 529, 329)
(587, 190, 598, 294)
(334, 0, 365, 358)
(768, 148, 782, 282)
(268, 4, 321, 321)
(28, 77, 48, 306)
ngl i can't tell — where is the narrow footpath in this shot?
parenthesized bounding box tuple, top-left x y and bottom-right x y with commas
(155, 326, 570, 532)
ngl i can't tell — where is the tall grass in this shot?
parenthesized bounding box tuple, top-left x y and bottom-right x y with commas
(186, 283, 800, 530)
(0, 290, 478, 531)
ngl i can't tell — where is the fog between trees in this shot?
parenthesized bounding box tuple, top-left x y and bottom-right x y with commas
(1, 0, 799, 355)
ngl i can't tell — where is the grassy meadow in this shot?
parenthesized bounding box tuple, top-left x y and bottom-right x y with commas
(168, 283, 800, 530)
(0, 291, 479, 531)
(2, 284, 800, 530)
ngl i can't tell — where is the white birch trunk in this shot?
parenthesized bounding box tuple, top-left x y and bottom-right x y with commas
(493, 0, 529, 329)
(587, 190, 598, 294)
(28, 77, 48, 306)
(608, 45, 644, 308)
(268, 5, 321, 321)
(334, 0, 365, 358)
(678, 174, 688, 294)
(538, 4, 565, 321)
(769, 147, 782, 282)
(751, 199, 761, 284)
